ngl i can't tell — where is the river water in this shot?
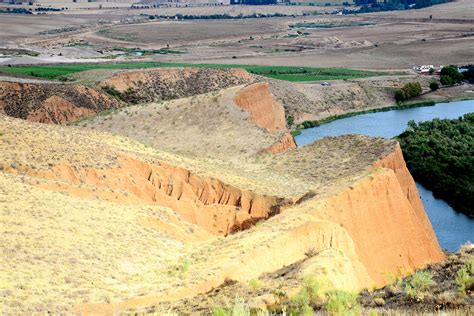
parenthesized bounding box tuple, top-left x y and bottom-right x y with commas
(294, 99, 474, 251)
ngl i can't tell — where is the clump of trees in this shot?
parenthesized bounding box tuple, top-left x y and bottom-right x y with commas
(440, 65, 464, 86)
(348, 0, 448, 14)
(460, 65, 474, 83)
(394, 81, 423, 103)
(398, 113, 474, 217)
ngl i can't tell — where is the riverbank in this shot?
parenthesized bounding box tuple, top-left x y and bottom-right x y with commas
(291, 100, 437, 137)
(291, 85, 474, 137)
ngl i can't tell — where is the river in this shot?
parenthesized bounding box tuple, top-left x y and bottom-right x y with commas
(294, 99, 474, 252)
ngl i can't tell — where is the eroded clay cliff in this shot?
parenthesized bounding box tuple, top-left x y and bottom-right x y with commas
(234, 82, 287, 132)
(3, 154, 291, 236)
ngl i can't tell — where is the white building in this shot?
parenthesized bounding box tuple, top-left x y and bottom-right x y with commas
(413, 65, 434, 73)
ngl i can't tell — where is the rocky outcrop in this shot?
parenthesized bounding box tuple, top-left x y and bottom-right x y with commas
(234, 82, 287, 132)
(263, 132, 296, 153)
(101, 68, 255, 104)
(0, 81, 121, 124)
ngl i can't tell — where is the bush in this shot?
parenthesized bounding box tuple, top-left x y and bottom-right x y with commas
(410, 271, 434, 291)
(230, 297, 250, 316)
(324, 290, 359, 315)
(212, 297, 251, 316)
(248, 278, 262, 289)
(292, 276, 324, 310)
(455, 258, 474, 294)
(212, 307, 229, 316)
(429, 81, 439, 91)
(102, 85, 125, 101)
(404, 271, 435, 299)
(287, 116, 294, 127)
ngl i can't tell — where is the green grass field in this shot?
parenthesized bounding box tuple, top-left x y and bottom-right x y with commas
(0, 62, 163, 80)
(0, 62, 384, 82)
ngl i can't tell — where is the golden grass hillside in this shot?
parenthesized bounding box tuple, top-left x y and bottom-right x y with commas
(0, 114, 444, 314)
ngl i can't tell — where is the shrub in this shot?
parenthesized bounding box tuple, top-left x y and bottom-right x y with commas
(212, 307, 229, 316)
(57, 75, 73, 82)
(230, 297, 250, 316)
(248, 279, 262, 289)
(404, 271, 435, 299)
(324, 290, 359, 315)
(429, 81, 439, 91)
(410, 271, 435, 291)
(287, 115, 294, 127)
(102, 85, 125, 101)
(292, 276, 324, 309)
(212, 297, 251, 316)
(455, 258, 474, 294)
(180, 257, 190, 275)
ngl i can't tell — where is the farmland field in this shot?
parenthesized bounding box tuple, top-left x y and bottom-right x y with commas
(0, 62, 385, 82)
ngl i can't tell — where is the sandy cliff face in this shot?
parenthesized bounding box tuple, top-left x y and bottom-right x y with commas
(307, 146, 445, 286)
(234, 82, 287, 132)
(0, 81, 121, 124)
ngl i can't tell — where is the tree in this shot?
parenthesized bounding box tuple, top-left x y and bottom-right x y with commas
(397, 114, 474, 217)
(394, 90, 406, 103)
(440, 75, 453, 86)
(394, 81, 423, 103)
(402, 82, 422, 98)
(428, 68, 434, 75)
(460, 65, 474, 83)
(440, 65, 463, 84)
(429, 81, 439, 91)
